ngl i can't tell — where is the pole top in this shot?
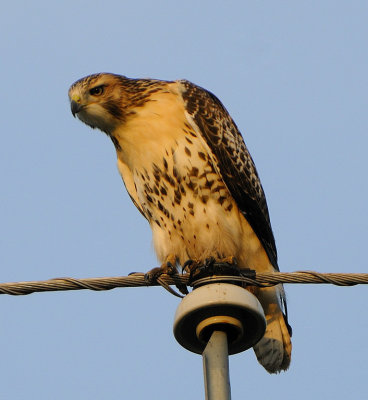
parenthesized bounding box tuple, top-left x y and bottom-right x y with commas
(173, 283, 266, 355)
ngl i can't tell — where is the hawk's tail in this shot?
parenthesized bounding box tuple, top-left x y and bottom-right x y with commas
(252, 286, 292, 373)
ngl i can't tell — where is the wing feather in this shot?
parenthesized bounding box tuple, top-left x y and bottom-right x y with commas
(179, 80, 278, 270)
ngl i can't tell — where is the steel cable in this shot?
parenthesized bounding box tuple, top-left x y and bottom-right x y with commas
(0, 270, 367, 297)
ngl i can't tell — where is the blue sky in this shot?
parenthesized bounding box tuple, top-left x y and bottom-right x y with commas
(1, 1, 367, 399)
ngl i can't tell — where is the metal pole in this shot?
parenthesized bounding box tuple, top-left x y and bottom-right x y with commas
(202, 330, 231, 400)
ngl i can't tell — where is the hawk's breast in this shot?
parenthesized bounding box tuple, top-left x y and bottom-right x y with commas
(138, 125, 244, 264)
(115, 86, 265, 268)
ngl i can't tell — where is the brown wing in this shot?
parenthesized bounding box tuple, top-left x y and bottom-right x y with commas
(179, 80, 279, 270)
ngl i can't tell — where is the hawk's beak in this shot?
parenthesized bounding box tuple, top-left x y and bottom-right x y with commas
(71, 100, 82, 117)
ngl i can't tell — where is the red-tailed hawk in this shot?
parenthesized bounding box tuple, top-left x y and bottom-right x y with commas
(68, 73, 292, 373)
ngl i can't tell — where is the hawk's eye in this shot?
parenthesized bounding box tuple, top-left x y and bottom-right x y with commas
(89, 85, 104, 96)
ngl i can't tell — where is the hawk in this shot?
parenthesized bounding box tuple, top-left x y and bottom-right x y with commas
(68, 73, 292, 373)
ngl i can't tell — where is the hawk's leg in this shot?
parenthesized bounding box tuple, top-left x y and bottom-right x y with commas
(183, 256, 238, 273)
(145, 255, 188, 295)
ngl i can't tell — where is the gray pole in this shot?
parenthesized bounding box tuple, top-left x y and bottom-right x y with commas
(202, 330, 231, 400)
(173, 282, 266, 399)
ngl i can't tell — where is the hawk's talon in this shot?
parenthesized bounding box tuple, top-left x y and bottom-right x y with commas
(182, 259, 194, 270)
(144, 261, 188, 295)
(182, 259, 203, 275)
(144, 268, 159, 284)
(184, 255, 241, 283)
(204, 257, 216, 268)
(166, 261, 177, 275)
(182, 259, 199, 274)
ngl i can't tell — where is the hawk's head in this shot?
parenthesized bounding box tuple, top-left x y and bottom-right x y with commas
(68, 73, 127, 134)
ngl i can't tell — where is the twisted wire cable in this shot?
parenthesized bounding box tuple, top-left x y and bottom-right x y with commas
(1, 270, 367, 297)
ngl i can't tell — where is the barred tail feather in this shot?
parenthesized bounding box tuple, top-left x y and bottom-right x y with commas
(253, 286, 292, 373)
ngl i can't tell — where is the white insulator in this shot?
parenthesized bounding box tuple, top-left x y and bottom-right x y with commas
(173, 283, 266, 354)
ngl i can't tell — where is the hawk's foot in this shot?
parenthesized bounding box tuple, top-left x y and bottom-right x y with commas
(182, 258, 202, 274)
(144, 262, 177, 284)
(145, 256, 188, 295)
(183, 256, 240, 283)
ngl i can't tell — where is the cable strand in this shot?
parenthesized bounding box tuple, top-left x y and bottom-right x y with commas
(0, 271, 367, 296)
